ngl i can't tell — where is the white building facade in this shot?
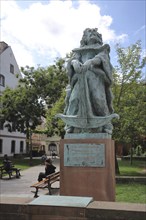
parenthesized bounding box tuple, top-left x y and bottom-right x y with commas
(0, 42, 26, 157)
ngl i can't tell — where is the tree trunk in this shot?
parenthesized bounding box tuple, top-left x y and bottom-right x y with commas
(115, 145, 120, 175)
(130, 144, 133, 165)
(26, 128, 29, 154)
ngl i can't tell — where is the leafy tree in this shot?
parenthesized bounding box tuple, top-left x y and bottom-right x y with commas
(46, 90, 66, 139)
(0, 85, 44, 154)
(0, 58, 68, 153)
(112, 41, 146, 157)
(20, 58, 68, 108)
(1, 57, 67, 127)
(0, 86, 44, 131)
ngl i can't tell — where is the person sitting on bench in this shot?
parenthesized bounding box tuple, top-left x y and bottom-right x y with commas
(38, 158, 56, 182)
(3, 154, 20, 178)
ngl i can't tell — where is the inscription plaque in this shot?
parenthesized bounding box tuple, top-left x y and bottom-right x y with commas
(64, 143, 105, 167)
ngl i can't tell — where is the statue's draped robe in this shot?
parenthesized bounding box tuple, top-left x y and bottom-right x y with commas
(66, 46, 113, 125)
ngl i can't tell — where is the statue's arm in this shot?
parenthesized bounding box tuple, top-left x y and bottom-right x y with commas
(103, 61, 113, 84)
(81, 55, 101, 74)
(93, 53, 113, 84)
(66, 60, 75, 84)
(71, 59, 82, 73)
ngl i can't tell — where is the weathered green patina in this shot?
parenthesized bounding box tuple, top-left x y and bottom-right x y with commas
(57, 28, 119, 134)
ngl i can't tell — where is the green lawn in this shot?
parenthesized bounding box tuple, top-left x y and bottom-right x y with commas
(115, 159, 146, 204)
(0, 158, 41, 170)
(118, 159, 146, 176)
(116, 183, 146, 203)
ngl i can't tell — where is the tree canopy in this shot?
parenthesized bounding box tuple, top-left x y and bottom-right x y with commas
(112, 41, 146, 147)
(0, 58, 68, 133)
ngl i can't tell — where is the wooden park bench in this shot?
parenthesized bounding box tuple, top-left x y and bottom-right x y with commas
(0, 164, 21, 179)
(31, 171, 60, 198)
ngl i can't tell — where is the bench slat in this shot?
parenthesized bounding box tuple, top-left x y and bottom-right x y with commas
(31, 177, 60, 188)
(30, 171, 60, 197)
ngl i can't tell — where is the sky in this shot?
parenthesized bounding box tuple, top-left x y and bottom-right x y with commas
(0, 0, 146, 69)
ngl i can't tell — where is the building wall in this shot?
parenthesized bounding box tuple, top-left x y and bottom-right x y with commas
(31, 133, 60, 157)
(46, 135, 61, 157)
(0, 42, 26, 157)
(0, 44, 21, 92)
(0, 135, 26, 156)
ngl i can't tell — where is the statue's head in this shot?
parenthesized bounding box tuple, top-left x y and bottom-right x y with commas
(80, 28, 103, 47)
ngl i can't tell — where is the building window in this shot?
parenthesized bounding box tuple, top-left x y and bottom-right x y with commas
(20, 141, 24, 153)
(48, 143, 57, 152)
(10, 64, 14, 74)
(0, 74, 5, 86)
(0, 139, 3, 153)
(11, 140, 15, 153)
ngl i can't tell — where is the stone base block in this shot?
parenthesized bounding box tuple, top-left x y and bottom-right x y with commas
(60, 137, 115, 201)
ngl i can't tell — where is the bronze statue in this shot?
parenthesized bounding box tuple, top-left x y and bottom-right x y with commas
(57, 28, 119, 134)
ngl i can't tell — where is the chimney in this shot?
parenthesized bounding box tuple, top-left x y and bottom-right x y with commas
(0, 41, 9, 54)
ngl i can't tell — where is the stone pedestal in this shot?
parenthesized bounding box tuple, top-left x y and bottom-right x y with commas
(60, 134, 115, 201)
